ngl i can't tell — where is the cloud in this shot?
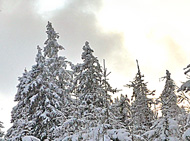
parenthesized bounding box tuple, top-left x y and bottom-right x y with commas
(48, 0, 132, 75)
(0, 0, 46, 95)
(0, 0, 130, 130)
(0, 0, 130, 96)
(164, 36, 187, 66)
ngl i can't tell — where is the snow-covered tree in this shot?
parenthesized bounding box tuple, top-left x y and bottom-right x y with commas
(159, 70, 181, 118)
(143, 116, 180, 141)
(67, 42, 107, 139)
(112, 94, 131, 127)
(5, 68, 34, 140)
(177, 64, 190, 140)
(29, 22, 72, 140)
(72, 41, 103, 108)
(71, 42, 105, 129)
(0, 121, 4, 138)
(98, 59, 124, 130)
(56, 42, 124, 140)
(22, 136, 40, 141)
(126, 60, 155, 136)
(6, 22, 72, 140)
(144, 70, 181, 141)
(181, 113, 190, 141)
(178, 64, 190, 92)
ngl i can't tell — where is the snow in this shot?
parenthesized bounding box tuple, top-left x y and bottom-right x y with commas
(183, 128, 190, 141)
(178, 80, 190, 92)
(22, 136, 40, 141)
(143, 129, 157, 139)
(107, 129, 131, 141)
(29, 94, 37, 104)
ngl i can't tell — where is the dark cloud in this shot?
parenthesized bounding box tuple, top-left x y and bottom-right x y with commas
(0, 1, 131, 130)
(49, 0, 132, 74)
(0, 0, 131, 96)
(0, 0, 45, 94)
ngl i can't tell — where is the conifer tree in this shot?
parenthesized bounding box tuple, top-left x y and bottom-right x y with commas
(144, 116, 180, 141)
(100, 59, 121, 127)
(0, 121, 4, 138)
(178, 64, 190, 92)
(144, 70, 181, 141)
(58, 42, 124, 141)
(70, 42, 105, 138)
(6, 47, 45, 140)
(31, 22, 72, 140)
(6, 22, 72, 140)
(126, 60, 155, 136)
(112, 94, 131, 127)
(73, 41, 103, 107)
(182, 113, 190, 140)
(159, 70, 181, 118)
(178, 64, 190, 140)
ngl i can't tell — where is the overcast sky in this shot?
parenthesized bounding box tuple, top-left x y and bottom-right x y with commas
(1, 0, 190, 131)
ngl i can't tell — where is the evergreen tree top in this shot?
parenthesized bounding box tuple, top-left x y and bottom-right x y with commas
(46, 21, 59, 40)
(128, 60, 145, 88)
(160, 70, 175, 98)
(44, 21, 64, 58)
(159, 70, 181, 118)
(125, 60, 155, 131)
(81, 41, 95, 61)
(135, 59, 144, 85)
(126, 60, 155, 100)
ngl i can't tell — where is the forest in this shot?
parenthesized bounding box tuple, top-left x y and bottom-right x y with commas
(1, 22, 190, 141)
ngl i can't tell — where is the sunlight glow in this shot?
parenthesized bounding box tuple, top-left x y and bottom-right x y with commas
(96, 0, 190, 97)
(37, 0, 65, 14)
(97, 0, 190, 70)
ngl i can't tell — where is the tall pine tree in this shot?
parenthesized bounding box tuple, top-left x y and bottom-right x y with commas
(72, 41, 104, 126)
(144, 70, 181, 141)
(159, 70, 181, 118)
(126, 60, 155, 137)
(5, 22, 72, 140)
(58, 42, 123, 141)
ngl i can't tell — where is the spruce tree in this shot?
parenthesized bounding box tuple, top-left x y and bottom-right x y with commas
(0, 121, 4, 139)
(178, 64, 190, 92)
(5, 68, 35, 140)
(6, 22, 72, 140)
(100, 59, 122, 128)
(126, 60, 155, 136)
(73, 41, 103, 107)
(144, 70, 181, 141)
(30, 22, 72, 140)
(159, 70, 181, 118)
(58, 42, 122, 140)
(70, 42, 105, 139)
(112, 94, 131, 127)
(182, 113, 190, 140)
(178, 64, 190, 140)
(144, 116, 180, 141)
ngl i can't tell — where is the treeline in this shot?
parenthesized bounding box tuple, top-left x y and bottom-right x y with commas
(1, 22, 190, 141)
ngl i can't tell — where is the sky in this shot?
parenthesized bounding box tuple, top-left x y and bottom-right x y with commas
(1, 0, 190, 131)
